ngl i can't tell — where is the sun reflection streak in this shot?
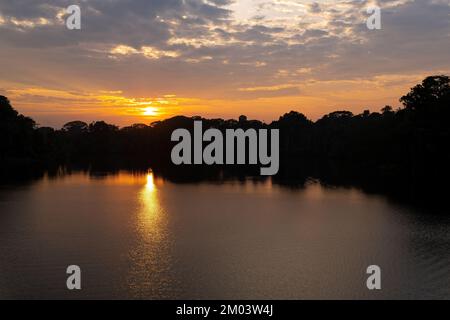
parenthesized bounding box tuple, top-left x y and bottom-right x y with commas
(139, 171, 163, 230)
(127, 171, 174, 297)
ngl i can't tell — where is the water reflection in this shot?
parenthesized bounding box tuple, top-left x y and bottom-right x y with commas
(145, 173, 155, 191)
(0, 171, 450, 299)
(127, 171, 177, 298)
(137, 171, 165, 242)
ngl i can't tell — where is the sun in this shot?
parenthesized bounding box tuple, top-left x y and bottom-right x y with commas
(142, 106, 158, 116)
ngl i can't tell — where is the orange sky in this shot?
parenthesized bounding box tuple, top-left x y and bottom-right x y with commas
(0, 0, 449, 127)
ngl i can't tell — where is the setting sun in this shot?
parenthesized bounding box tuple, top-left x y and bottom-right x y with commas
(142, 106, 158, 116)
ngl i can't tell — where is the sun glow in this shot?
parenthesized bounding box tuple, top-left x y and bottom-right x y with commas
(142, 106, 158, 116)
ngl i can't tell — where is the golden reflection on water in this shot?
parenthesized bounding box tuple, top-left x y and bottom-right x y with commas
(138, 171, 165, 241)
(145, 172, 156, 191)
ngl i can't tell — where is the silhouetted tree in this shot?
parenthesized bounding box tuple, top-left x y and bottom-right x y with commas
(2, 76, 450, 203)
(88, 121, 118, 133)
(63, 121, 88, 134)
(0, 95, 36, 161)
(400, 75, 450, 111)
(381, 105, 394, 114)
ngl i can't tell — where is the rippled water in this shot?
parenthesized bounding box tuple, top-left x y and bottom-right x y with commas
(0, 171, 449, 299)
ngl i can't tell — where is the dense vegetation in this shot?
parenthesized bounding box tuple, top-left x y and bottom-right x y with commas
(1, 75, 449, 203)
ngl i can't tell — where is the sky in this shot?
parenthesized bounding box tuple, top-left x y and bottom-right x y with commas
(0, 0, 449, 128)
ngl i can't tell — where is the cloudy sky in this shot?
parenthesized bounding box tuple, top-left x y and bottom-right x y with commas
(0, 0, 449, 127)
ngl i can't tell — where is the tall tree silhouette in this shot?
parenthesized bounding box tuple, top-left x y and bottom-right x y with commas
(0, 96, 36, 162)
(400, 75, 450, 111)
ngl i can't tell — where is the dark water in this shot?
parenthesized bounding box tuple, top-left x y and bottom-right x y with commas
(0, 171, 449, 299)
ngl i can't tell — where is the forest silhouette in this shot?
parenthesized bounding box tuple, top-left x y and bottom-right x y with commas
(1, 75, 449, 203)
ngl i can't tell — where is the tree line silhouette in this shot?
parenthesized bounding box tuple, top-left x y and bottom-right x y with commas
(1, 75, 449, 203)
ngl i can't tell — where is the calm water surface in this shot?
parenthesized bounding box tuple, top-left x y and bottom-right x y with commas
(0, 171, 449, 299)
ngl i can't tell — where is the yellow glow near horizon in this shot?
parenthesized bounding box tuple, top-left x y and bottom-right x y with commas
(142, 106, 158, 116)
(4, 72, 442, 128)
